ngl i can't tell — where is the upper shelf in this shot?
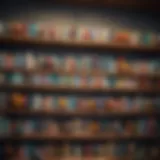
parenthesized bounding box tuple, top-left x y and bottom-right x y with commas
(0, 84, 159, 94)
(48, 0, 160, 11)
(0, 36, 160, 52)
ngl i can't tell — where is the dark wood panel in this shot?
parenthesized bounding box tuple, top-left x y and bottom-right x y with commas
(0, 84, 158, 94)
(1, 134, 159, 141)
(1, 109, 159, 118)
(48, 0, 160, 10)
(0, 36, 160, 52)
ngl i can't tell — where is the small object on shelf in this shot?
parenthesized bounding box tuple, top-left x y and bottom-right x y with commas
(131, 97, 143, 112)
(99, 28, 111, 42)
(69, 25, 77, 40)
(112, 121, 123, 134)
(44, 55, 54, 70)
(11, 93, 26, 109)
(0, 73, 5, 84)
(25, 52, 36, 70)
(68, 96, 76, 111)
(118, 97, 129, 112)
(48, 26, 57, 40)
(147, 118, 157, 136)
(37, 54, 45, 69)
(126, 79, 138, 89)
(38, 23, 48, 39)
(87, 98, 97, 111)
(0, 53, 5, 68)
(58, 97, 68, 110)
(0, 22, 4, 35)
(138, 61, 149, 74)
(65, 56, 77, 73)
(124, 121, 136, 135)
(89, 121, 100, 133)
(79, 76, 88, 88)
(42, 96, 53, 111)
(15, 54, 25, 68)
(137, 120, 146, 135)
(32, 94, 42, 110)
(142, 32, 156, 46)
(130, 31, 141, 45)
(77, 27, 92, 41)
(0, 92, 7, 107)
(90, 77, 105, 88)
(79, 56, 91, 72)
(32, 74, 41, 85)
(45, 120, 59, 135)
(28, 23, 38, 37)
(112, 31, 131, 44)
(72, 119, 84, 134)
(9, 22, 27, 36)
(77, 98, 88, 110)
(47, 74, 54, 85)
(116, 56, 130, 73)
(37, 23, 44, 38)
(73, 144, 82, 157)
(105, 143, 115, 156)
(62, 25, 77, 40)
(69, 76, 76, 87)
(59, 76, 67, 86)
(104, 97, 116, 112)
(115, 79, 124, 88)
(148, 60, 156, 74)
(11, 73, 24, 84)
(0, 117, 10, 135)
(96, 98, 104, 112)
(52, 55, 60, 70)
(91, 55, 101, 71)
(23, 120, 34, 135)
(5, 54, 14, 69)
(62, 143, 71, 157)
(41, 75, 50, 85)
(144, 98, 154, 112)
(138, 78, 151, 89)
(102, 56, 117, 73)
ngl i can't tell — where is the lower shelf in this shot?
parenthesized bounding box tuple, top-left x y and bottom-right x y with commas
(5, 156, 142, 160)
(1, 109, 160, 118)
(1, 134, 159, 142)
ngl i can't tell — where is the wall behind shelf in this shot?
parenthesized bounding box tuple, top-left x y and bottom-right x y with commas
(0, 1, 160, 32)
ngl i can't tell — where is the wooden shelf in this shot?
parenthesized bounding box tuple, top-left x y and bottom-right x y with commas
(0, 84, 158, 94)
(1, 109, 159, 118)
(0, 67, 159, 79)
(52, 0, 160, 11)
(1, 134, 159, 141)
(0, 36, 160, 52)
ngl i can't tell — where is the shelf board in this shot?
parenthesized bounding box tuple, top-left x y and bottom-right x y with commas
(1, 109, 159, 118)
(1, 134, 159, 141)
(0, 84, 158, 94)
(53, 0, 160, 11)
(0, 36, 160, 52)
(0, 67, 159, 79)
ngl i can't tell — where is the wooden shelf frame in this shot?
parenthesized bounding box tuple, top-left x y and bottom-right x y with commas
(1, 134, 159, 141)
(0, 36, 160, 52)
(1, 109, 160, 118)
(0, 84, 159, 94)
(0, 67, 159, 79)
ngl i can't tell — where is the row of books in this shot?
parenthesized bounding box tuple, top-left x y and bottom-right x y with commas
(0, 52, 159, 74)
(1, 92, 159, 112)
(2, 143, 159, 159)
(0, 117, 159, 136)
(2, 143, 160, 160)
(0, 73, 158, 89)
(0, 22, 159, 46)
